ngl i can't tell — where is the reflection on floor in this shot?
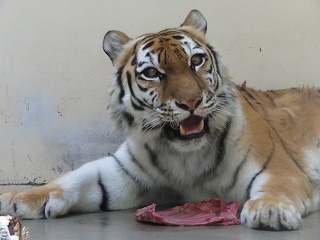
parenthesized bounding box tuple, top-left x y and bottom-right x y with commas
(24, 210, 320, 240)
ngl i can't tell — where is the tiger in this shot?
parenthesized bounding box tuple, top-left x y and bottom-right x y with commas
(1, 9, 320, 231)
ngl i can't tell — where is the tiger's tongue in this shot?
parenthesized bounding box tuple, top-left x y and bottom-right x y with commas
(179, 116, 204, 136)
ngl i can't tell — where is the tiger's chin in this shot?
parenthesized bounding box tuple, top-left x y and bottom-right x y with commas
(162, 116, 210, 152)
(167, 137, 209, 152)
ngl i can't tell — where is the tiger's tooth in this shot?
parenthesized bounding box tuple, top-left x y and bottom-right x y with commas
(198, 120, 204, 132)
(179, 125, 186, 136)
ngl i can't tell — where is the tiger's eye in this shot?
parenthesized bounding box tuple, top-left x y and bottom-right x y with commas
(142, 67, 159, 79)
(191, 54, 204, 67)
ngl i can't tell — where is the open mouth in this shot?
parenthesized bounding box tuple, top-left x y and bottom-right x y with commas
(163, 115, 208, 140)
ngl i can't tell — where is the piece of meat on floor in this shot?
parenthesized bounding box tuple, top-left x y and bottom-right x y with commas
(135, 198, 240, 226)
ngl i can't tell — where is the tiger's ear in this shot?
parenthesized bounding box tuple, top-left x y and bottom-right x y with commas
(103, 30, 132, 63)
(181, 10, 207, 35)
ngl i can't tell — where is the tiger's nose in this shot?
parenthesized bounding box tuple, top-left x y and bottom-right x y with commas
(175, 97, 202, 111)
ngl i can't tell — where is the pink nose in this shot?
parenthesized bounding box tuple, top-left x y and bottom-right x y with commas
(175, 97, 202, 111)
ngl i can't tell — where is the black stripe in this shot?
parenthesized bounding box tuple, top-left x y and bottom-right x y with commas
(41, 201, 49, 218)
(98, 174, 109, 211)
(239, 88, 259, 111)
(205, 45, 220, 92)
(144, 143, 167, 175)
(127, 144, 148, 173)
(246, 160, 269, 200)
(246, 90, 270, 117)
(126, 71, 133, 93)
(264, 92, 276, 107)
(112, 154, 147, 193)
(191, 119, 232, 187)
(172, 35, 184, 40)
(137, 83, 148, 92)
(224, 147, 250, 192)
(135, 96, 151, 108)
(116, 67, 125, 103)
(127, 71, 152, 109)
(131, 55, 137, 66)
(214, 117, 232, 166)
(138, 61, 147, 67)
(214, 76, 220, 92)
(142, 30, 191, 44)
(191, 146, 219, 187)
(204, 100, 216, 110)
(164, 49, 168, 65)
(208, 64, 213, 74)
(260, 91, 276, 107)
(191, 39, 202, 48)
(123, 111, 134, 126)
(216, 92, 227, 101)
(174, 48, 184, 59)
(164, 49, 169, 65)
(207, 44, 220, 76)
(140, 35, 157, 45)
(127, 143, 155, 181)
(243, 88, 257, 101)
(143, 98, 151, 106)
(13, 203, 17, 213)
(240, 88, 261, 111)
(142, 41, 155, 50)
(271, 126, 307, 175)
(151, 95, 157, 104)
(131, 97, 145, 111)
(246, 130, 274, 200)
(179, 45, 187, 56)
(158, 30, 184, 37)
(158, 48, 164, 64)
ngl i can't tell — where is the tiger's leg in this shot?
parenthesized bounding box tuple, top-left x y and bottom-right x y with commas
(0, 143, 155, 219)
(240, 167, 319, 230)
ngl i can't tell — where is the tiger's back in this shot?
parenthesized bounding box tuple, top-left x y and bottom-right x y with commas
(257, 87, 320, 181)
(240, 86, 320, 171)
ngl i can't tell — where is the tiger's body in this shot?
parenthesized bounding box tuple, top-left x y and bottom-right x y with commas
(1, 10, 320, 230)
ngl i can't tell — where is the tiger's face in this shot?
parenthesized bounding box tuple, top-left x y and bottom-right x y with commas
(103, 10, 235, 152)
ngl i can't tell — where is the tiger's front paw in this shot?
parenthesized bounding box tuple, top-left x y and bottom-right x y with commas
(241, 198, 302, 230)
(0, 185, 68, 219)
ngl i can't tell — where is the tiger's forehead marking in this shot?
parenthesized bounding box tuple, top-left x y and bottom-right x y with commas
(136, 30, 206, 70)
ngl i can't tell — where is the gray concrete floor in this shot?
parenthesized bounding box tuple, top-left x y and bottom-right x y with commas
(24, 210, 320, 240)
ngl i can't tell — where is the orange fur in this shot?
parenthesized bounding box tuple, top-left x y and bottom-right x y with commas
(238, 87, 320, 212)
(13, 185, 63, 215)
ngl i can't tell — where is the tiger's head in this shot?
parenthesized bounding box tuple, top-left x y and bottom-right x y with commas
(103, 10, 237, 152)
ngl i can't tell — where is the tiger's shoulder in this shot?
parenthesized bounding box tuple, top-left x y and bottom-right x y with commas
(237, 85, 320, 153)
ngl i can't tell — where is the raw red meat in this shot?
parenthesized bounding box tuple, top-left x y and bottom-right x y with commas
(135, 199, 241, 226)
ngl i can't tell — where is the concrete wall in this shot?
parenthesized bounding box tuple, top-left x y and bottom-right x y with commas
(1, 0, 319, 192)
